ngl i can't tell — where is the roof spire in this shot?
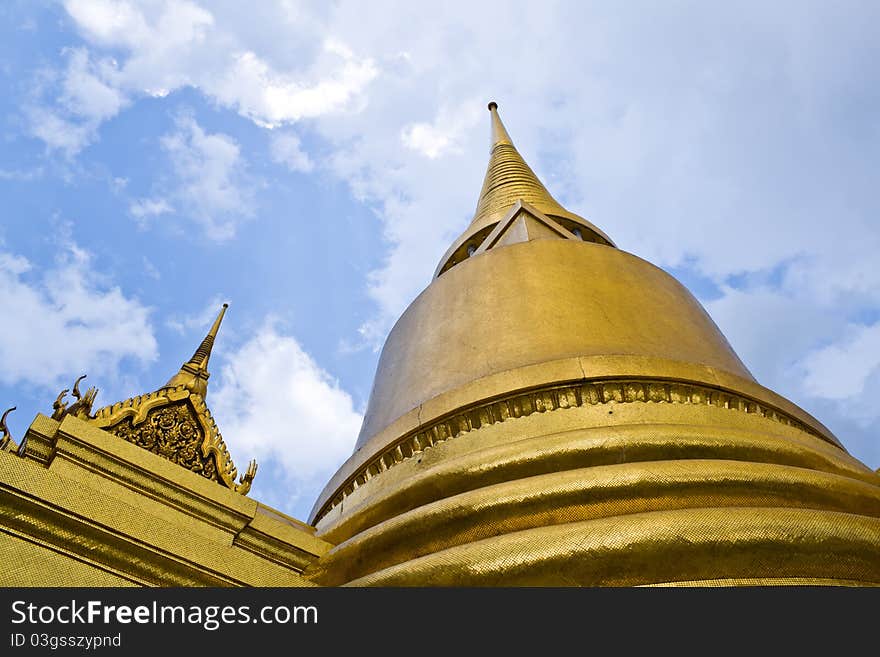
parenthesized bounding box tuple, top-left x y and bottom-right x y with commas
(488, 101, 512, 146)
(434, 102, 615, 276)
(164, 303, 228, 397)
(187, 302, 227, 373)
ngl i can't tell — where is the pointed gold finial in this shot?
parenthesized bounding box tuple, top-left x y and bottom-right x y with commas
(187, 302, 227, 373)
(434, 102, 616, 277)
(164, 303, 228, 397)
(488, 101, 512, 146)
(471, 102, 570, 228)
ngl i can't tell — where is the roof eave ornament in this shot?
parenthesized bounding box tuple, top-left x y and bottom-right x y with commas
(0, 406, 26, 456)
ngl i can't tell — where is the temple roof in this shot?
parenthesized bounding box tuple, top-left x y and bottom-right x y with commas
(85, 303, 257, 494)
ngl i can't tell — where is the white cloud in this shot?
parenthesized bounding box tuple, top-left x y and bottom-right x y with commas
(63, 0, 210, 52)
(401, 103, 481, 159)
(61, 1, 376, 128)
(141, 256, 161, 281)
(0, 245, 157, 388)
(27, 47, 128, 155)
(0, 167, 44, 181)
(706, 285, 837, 390)
(401, 123, 452, 159)
(707, 283, 880, 462)
(129, 197, 172, 219)
(165, 294, 227, 335)
(270, 131, 314, 173)
(27, 106, 95, 156)
(26, 2, 376, 160)
(800, 323, 880, 401)
(211, 42, 378, 128)
(786, 323, 880, 443)
(210, 321, 362, 512)
(59, 48, 126, 123)
(160, 115, 254, 240)
(0, 253, 31, 277)
(63, 0, 151, 48)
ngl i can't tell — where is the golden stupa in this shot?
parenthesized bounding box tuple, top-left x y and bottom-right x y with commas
(1, 103, 878, 587)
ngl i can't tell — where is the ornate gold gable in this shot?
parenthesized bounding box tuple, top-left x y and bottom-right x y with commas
(90, 384, 256, 494)
(49, 304, 257, 495)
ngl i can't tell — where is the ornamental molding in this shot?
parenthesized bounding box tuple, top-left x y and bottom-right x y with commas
(314, 377, 825, 523)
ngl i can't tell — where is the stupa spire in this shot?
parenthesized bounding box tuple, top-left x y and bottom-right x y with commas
(435, 102, 614, 276)
(488, 101, 512, 145)
(164, 303, 228, 397)
(472, 101, 567, 228)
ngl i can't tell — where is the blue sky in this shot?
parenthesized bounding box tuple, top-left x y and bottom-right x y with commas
(1, 1, 878, 521)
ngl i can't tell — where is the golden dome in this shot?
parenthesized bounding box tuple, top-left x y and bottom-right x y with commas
(307, 104, 880, 586)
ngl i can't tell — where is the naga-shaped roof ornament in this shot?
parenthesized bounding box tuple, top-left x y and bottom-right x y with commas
(0, 406, 25, 456)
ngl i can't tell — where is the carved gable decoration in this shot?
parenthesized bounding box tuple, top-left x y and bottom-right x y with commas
(91, 385, 256, 494)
